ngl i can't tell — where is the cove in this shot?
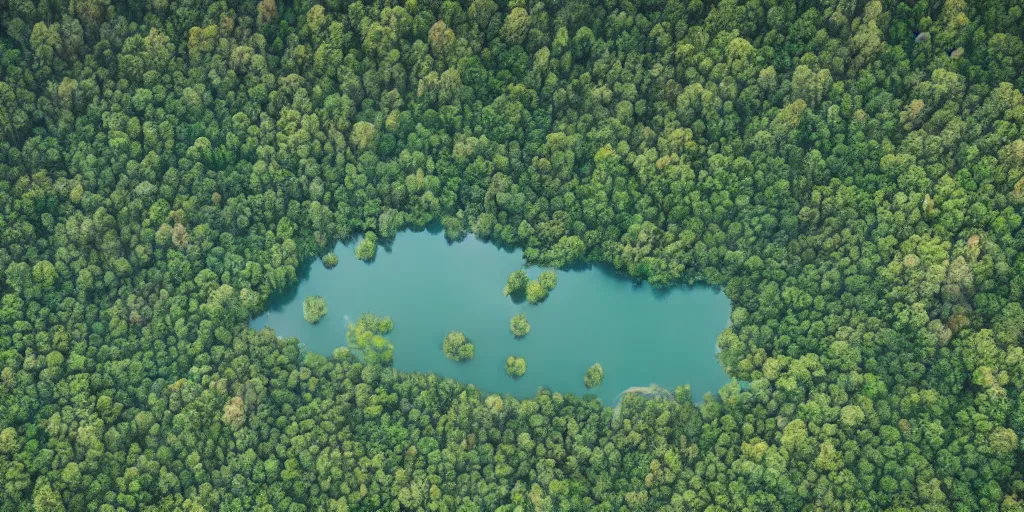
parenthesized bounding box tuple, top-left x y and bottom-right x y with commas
(251, 231, 732, 404)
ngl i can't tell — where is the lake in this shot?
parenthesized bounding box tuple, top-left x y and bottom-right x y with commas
(251, 230, 733, 404)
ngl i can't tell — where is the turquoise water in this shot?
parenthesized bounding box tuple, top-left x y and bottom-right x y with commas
(251, 231, 732, 404)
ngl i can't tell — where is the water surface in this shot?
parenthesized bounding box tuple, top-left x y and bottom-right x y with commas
(252, 231, 732, 404)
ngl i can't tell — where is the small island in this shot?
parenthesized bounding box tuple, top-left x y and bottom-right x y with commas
(505, 356, 527, 378)
(302, 295, 327, 324)
(322, 252, 339, 269)
(346, 313, 395, 366)
(355, 232, 378, 262)
(526, 270, 558, 304)
(442, 331, 475, 362)
(526, 281, 547, 304)
(510, 313, 530, 338)
(503, 269, 528, 297)
(584, 363, 604, 389)
(539, 270, 558, 291)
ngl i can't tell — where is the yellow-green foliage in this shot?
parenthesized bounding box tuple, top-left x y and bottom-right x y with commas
(510, 313, 531, 338)
(442, 331, 474, 361)
(505, 357, 527, 378)
(302, 296, 327, 324)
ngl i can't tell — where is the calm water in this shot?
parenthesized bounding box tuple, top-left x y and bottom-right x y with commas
(251, 231, 732, 404)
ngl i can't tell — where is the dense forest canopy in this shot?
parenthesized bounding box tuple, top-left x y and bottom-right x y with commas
(1, 0, 1023, 509)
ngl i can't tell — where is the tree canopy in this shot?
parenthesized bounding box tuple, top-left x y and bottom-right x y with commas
(525, 280, 548, 304)
(584, 363, 604, 389)
(442, 330, 474, 361)
(302, 295, 327, 324)
(510, 313, 531, 338)
(346, 313, 395, 365)
(0, 0, 1023, 509)
(506, 356, 528, 378)
(356, 232, 379, 262)
(322, 252, 339, 269)
(538, 270, 558, 292)
(503, 269, 528, 297)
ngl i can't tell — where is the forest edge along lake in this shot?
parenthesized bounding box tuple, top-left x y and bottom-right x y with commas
(251, 230, 733, 404)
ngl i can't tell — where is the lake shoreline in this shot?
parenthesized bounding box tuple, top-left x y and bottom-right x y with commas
(252, 231, 733, 404)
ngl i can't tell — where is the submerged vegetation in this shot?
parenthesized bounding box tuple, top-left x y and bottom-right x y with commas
(0, 0, 1022, 509)
(301, 295, 327, 324)
(346, 313, 395, 366)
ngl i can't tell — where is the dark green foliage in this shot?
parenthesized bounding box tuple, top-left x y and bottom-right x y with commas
(0, 0, 1022, 510)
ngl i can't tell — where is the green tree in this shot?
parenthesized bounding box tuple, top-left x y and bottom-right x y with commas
(346, 313, 395, 365)
(503, 269, 529, 297)
(510, 313, 531, 338)
(322, 252, 339, 269)
(442, 331, 475, 361)
(1, 1, 1022, 509)
(505, 356, 527, 378)
(500, 8, 531, 44)
(350, 121, 377, 152)
(584, 363, 604, 389)
(31, 260, 57, 288)
(428, 21, 455, 58)
(32, 480, 64, 512)
(538, 270, 558, 291)
(356, 232, 378, 262)
(303, 296, 327, 324)
(526, 280, 548, 304)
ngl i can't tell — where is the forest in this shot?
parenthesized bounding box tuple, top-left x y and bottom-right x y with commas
(1, 0, 1023, 509)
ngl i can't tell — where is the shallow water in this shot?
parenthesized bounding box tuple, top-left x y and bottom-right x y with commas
(251, 231, 732, 404)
